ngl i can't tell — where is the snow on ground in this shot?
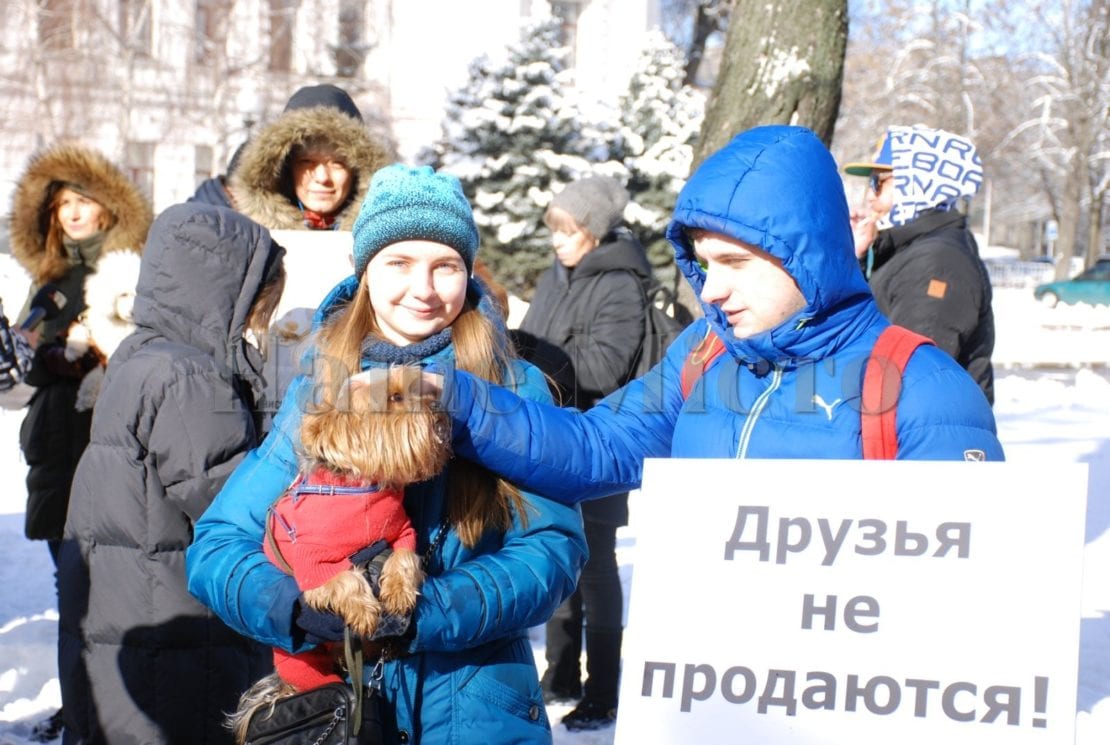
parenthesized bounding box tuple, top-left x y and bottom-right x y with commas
(1, 252, 1108, 743)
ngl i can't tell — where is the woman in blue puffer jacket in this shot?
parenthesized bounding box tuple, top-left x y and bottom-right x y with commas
(186, 164, 587, 744)
(433, 125, 1004, 504)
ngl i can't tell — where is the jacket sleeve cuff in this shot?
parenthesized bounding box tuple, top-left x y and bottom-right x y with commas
(266, 572, 305, 653)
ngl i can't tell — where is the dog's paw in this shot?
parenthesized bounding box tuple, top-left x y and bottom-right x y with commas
(378, 549, 425, 615)
(308, 569, 383, 637)
(345, 597, 382, 638)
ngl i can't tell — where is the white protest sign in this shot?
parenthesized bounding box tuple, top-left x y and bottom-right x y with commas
(269, 229, 354, 327)
(615, 459, 1087, 745)
(261, 230, 354, 402)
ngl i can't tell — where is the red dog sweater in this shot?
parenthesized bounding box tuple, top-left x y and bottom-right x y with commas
(264, 466, 418, 690)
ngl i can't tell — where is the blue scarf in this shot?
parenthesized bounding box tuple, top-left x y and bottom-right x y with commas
(360, 327, 453, 366)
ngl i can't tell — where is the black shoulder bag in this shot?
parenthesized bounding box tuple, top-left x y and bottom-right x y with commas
(243, 630, 385, 745)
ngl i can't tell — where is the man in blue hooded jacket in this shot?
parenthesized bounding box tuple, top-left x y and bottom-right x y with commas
(433, 125, 1003, 504)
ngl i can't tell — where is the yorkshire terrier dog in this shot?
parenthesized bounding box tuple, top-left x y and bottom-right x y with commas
(230, 365, 451, 743)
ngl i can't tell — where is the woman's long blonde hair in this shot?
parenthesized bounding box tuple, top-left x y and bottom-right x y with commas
(313, 271, 528, 547)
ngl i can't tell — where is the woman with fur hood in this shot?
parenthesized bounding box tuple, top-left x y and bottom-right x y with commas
(228, 83, 394, 231)
(58, 203, 286, 744)
(9, 142, 151, 559)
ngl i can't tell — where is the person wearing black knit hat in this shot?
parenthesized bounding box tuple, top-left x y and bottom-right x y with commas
(229, 83, 394, 231)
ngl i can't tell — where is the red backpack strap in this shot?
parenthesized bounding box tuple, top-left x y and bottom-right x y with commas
(861, 325, 934, 460)
(680, 328, 728, 399)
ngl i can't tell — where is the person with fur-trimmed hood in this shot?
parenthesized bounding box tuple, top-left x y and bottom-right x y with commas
(228, 83, 394, 231)
(9, 142, 151, 553)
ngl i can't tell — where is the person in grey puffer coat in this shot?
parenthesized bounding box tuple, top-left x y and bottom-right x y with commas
(517, 176, 651, 731)
(56, 203, 285, 744)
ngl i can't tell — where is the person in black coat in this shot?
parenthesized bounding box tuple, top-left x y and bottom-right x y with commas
(10, 144, 152, 550)
(517, 175, 650, 731)
(846, 125, 995, 404)
(56, 203, 285, 744)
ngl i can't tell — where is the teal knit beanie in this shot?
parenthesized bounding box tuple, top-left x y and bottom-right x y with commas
(352, 164, 479, 279)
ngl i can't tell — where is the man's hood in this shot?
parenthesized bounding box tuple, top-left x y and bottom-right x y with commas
(666, 125, 873, 363)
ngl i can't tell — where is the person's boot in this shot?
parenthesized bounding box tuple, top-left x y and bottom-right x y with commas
(540, 666, 581, 704)
(541, 610, 582, 703)
(28, 707, 64, 743)
(561, 699, 617, 731)
(562, 629, 622, 731)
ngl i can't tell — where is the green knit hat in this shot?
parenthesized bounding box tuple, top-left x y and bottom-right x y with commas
(351, 164, 479, 279)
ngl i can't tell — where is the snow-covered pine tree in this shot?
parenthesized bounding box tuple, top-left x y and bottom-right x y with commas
(425, 18, 601, 299)
(619, 30, 706, 285)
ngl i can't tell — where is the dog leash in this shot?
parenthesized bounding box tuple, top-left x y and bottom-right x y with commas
(343, 627, 366, 733)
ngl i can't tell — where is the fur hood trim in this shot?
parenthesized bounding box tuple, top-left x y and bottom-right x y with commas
(229, 107, 394, 231)
(10, 142, 152, 284)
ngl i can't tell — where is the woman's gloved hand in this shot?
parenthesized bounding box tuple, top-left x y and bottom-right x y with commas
(350, 540, 414, 642)
(292, 596, 346, 646)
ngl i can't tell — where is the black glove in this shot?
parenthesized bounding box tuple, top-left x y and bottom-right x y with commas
(355, 541, 395, 581)
(292, 595, 346, 646)
(350, 539, 392, 596)
(350, 540, 414, 642)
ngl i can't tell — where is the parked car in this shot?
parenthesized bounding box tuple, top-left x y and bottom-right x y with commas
(1033, 259, 1110, 307)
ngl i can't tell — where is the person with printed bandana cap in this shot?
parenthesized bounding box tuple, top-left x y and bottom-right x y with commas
(845, 126, 996, 404)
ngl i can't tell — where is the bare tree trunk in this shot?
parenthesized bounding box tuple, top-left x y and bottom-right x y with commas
(683, 3, 722, 86)
(692, 0, 847, 167)
(1054, 167, 1084, 280)
(1088, 190, 1105, 267)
